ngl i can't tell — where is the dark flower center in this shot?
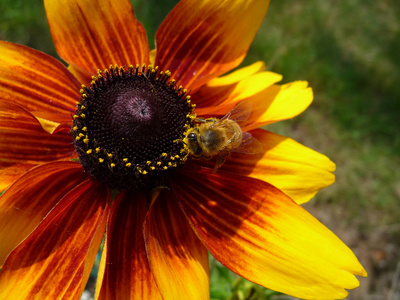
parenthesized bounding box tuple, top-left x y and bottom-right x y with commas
(71, 65, 195, 190)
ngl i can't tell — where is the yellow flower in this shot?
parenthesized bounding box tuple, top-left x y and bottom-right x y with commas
(0, 0, 366, 299)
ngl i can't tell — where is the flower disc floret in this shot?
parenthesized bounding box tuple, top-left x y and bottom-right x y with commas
(71, 64, 196, 190)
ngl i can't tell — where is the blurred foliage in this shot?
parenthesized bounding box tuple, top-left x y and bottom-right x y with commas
(1, 0, 400, 298)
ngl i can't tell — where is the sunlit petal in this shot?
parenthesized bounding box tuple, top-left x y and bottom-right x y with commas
(0, 161, 88, 266)
(194, 70, 282, 112)
(196, 129, 335, 204)
(45, 0, 149, 74)
(174, 171, 366, 299)
(144, 189, 210, 300)
(96, 191, 162, 299)
(0, 41, 80, 120)
(244, 81, 313, 131)
(155, 0, 270, 89)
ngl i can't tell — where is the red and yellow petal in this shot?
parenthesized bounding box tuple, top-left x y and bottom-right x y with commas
(243, 81, 313, 131)
(0, 161, 88, 266)
(144, 189, 210, 300)
(155, 0, 270, 90)
(197, 129, 335, 204)
(0, 101, 75, 189)
(45, 0, 149, 75)
(96, 191, 162, 299)
(0, 41, 80, 120)
(0, 178, 110, 300)
(193, 68, 282, 111)
(174, 171, 366, 300)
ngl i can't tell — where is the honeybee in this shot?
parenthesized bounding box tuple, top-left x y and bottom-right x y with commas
(184, 101, 263, 172)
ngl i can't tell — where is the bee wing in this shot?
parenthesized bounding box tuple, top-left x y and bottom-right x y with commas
(231, 131, 263, 154)
(217, 101, 253, 127)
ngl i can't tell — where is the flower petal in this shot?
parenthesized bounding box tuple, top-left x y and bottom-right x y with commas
(96, 191, 162, 299)
(0, 41, 80, 120)
(174, 171, 366, 300)
(0, 161, 88, 266)
(206, 61, 267, 87)
(0, 162, 37, 192)
(244, 81, 313, 131)
(68, 64, 92, 85)
(155, 0, 270, 89)
(0, 178, 110, 299)
(45, 0, 149, 75)
(144, 189, 210, 300)
(194, 69, 282, 111)
(0, 101, 75, 189)
(196, 129, 335, 204)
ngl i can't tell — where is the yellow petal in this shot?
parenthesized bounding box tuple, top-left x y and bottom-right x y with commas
(195, 129, 335, 204)
(155, 0, 270, 89)
(174, 171, 366, 299)
(0, 179, 110, 299)
(96, 191, 162, 299)
(244, 81, 313, 131)
(144, 189, 210, 300)
(206, 61, 267, 87)
(194, 69, 282, 111)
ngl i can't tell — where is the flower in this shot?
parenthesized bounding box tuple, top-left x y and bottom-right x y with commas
(0, 0, 366, 299)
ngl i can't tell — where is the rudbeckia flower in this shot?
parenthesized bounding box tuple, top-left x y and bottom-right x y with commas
(0, 0, 366, 299)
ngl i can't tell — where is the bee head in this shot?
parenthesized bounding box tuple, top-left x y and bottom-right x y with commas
(187, 132, 198, 142)
(184, 128, 203, 157)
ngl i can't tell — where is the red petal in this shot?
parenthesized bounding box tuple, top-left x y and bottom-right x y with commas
(0, 161, 88, 266)
(0, 101, 75, 189)
(143, 189, 210, 300)
(96, 191, 162, 299)
(155, 0, 270, 89)
(0, 179, 110, 299)
(45, 0, 149, 74)
(0, 41, 80, 120)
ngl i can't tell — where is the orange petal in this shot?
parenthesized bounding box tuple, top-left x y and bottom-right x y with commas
(0, 161, 88, 266)
(174, 171, 366, 299)
(68, 64, 92, 85)
(0, 101, 75, 189)
(0, 41, 80, 120)
(0, 178, 110, 299)
(0, 162, 37, 192)
(196, 129, 335, 204)
(96, 191, 162, 299)
(243, 81, 313, 131)
(45, 0, 149, 75)
(143, 189, 210, 300)
(155, 0, 270, 89)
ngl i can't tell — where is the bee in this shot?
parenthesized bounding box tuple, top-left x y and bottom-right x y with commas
(184, 101, 263, 172)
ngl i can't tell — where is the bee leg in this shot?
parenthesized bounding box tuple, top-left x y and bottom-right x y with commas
(212, 150, 230, 173)
(197, 117, 217, 124)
